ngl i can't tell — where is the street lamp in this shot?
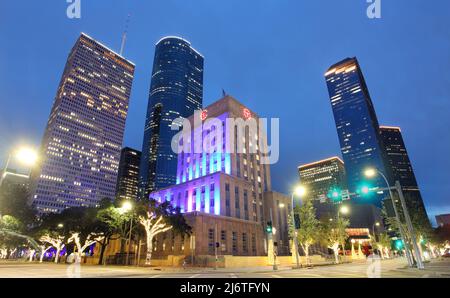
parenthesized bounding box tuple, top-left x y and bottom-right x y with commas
(121, 201, 134, 266)
(290, 185, 306, 269)
(364, 168, 423, 269)
(339, 205, 349, 216)
(372, 222, 380, 241)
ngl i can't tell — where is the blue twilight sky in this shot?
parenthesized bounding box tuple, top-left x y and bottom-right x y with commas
(0, 0, 449, 225)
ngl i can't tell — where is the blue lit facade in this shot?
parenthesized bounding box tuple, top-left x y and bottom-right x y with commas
(325, 57, 388, 207)
(139, 36, 203, 199)
(150, 96, 271, 221)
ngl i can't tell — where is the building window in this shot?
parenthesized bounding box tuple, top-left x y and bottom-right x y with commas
(232, 232, 238, 255)
(242, 233, 248, 254)
(225, 183, 231, 216)
(208, 229, 215, 254)
(251, 233, 256, 255)
(244, 190, 249, 220)
(235, 186, 240, 219)
(221, 230, 227, 252)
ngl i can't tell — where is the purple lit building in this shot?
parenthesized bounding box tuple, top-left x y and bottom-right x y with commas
(149, 96, 290, 257)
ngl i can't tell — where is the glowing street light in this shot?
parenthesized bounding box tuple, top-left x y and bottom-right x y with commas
(15, 147, 38, 166)
(290, 184, 306, 269)
(364, 168, 377, 178)
(121, 201, 133, 213)
(294, 185, 307, 197)
(339, 205, 350, 215)
(120, 200, 134, 266)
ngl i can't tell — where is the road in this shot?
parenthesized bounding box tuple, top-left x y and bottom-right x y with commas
(0, 258, 449, 278)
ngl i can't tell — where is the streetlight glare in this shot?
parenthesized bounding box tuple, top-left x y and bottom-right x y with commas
(364, 168, 377, 178)
(339, 205, 349, 215)
(121, 201, 133, 212)
(294, 185, 306, 197)
(15, 147, 38, 166)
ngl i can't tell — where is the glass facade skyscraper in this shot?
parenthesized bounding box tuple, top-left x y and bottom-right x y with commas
(31, 33, 135, 213)
(139, 36, 203, 199)
(325, 57, 388, 207)
(116, 147, 141, 201)
(379, 126, 430, 226)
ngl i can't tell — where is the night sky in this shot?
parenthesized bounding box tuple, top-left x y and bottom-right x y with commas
(1, 0, 449, 225)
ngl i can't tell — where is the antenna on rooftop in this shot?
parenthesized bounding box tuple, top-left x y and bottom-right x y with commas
(119, 13, 131, 56)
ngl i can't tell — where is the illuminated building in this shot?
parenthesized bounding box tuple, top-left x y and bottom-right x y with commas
(298, 156, 347, 203)
(149, 95, 288, 257)
(139, 36, 204, 199)
(30, 33, 135, 213)
(380, 126, 430, 227)
(115, 147, 141, 201)
(325, 57, 389, 207)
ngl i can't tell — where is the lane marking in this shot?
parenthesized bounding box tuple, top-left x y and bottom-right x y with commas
(229, 273, 238, 278)
(189, 274, 201, 278)
(271, 274, 283, 278)
(149, 275, 161, 278)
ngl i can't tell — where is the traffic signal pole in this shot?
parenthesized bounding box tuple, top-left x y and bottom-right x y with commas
(395, 181, 424, 269)
(270, 208, 278, 270)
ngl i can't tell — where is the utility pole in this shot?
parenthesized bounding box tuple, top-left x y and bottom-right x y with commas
(395, 181, 424, 269)
(214, 223, 218, 270)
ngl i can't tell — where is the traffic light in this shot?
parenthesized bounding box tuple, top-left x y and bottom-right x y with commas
(356, 182, 373, 197)
(327, 187, 342, 202)
(266, 221, 273, 234)
(394, 239, 404, 250)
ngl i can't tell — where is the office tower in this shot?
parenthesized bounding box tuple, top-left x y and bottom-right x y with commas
(148, 95, 288, 257)
(298, 156, 347, 202)
(139, 36, 204, 199)
(380, 126, 430, 226)
(31, 33, 135, 213)
(325, 57, 389, 207)
(115, 147, 141, 201)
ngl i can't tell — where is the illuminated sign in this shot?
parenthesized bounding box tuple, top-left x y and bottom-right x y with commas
(243, 108, 252, 119)
(201, 110, 208, 121)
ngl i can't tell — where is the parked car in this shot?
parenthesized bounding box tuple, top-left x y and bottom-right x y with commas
(442, 249, 450, 258)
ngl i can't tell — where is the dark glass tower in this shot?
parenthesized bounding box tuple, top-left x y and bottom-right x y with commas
(116, 147, 141, 201)
(31, 33, 135, 213)
(379, 126, 430, 226)
(139, 37, 203, 198)
(325, 57, 388, 207)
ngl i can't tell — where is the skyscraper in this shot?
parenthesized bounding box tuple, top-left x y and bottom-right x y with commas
(298, 156, 347, 202)
(380, 126, 430, 226)
(31, 33, 135, 214)
(116, 147, 141, 201)
(139, 36, 203, 199)
(325, 57, 388, 207)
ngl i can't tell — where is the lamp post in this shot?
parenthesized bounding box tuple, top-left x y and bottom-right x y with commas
(290, 185, 305, 269)
(364, 168, 419, 268)
(121, 201, 134, 266)
(372, 222, 380, 241)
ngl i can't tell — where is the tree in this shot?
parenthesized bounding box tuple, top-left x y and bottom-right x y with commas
(39, 231, 65, 263)
(40, 207, 104, 261)
(295, 201, 320, 265)
(136, 198, 191, 266)
(321, 217, 349, 264)
(371, 232, 391, 259)
(96, 204, 129, 265)
(0, 184, 37, 226)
